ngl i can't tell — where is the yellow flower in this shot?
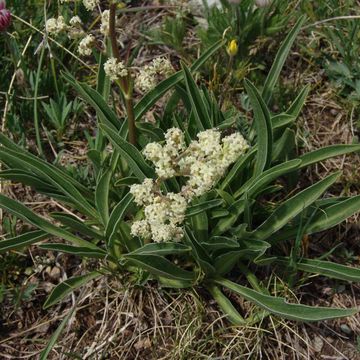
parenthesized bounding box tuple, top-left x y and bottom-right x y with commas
(227, 39, 238, 57)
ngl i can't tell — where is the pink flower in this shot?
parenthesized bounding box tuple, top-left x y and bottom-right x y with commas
(0, 0, 11, 32)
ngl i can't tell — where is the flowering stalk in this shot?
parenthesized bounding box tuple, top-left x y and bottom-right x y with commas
(109, 1, 136, 146)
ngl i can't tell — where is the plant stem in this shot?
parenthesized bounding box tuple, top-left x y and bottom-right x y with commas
(109, 2, 136, 145)
(34, 45, 45, 157)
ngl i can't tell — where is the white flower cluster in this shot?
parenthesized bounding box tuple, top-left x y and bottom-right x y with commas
(83, 0, 99, 11)
(104, 57, 128, 81)
(46, 15, 84, 39)
(45, 16, 67, 34)
(130, 179, 187, 243)
(130, 128, 249, 243)
(135, 57, 174, 93)
(144, 128, 249, 198)
(78, 34, 95, 56)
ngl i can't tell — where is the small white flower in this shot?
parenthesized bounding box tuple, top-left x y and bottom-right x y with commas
(83, 0, 99, 11)
(104, 57, 128, 81)
(165, 128, 186, 153)
(100, 10, 110, 36)
(130, 178, 154, 206)
(69, 15, 82, 27)
(78, 34, 95, 56)
(131, 220, 151, 239)
(166, 192, 187, 224)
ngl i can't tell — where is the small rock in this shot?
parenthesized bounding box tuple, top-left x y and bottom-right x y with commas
(49, 267, 61, 281)
(313, 336, 324, 352)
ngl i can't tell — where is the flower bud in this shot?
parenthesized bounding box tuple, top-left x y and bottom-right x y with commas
(255, 0, 271, 8)
(227, 39, 238, 57)
(0, 0, 10, 31)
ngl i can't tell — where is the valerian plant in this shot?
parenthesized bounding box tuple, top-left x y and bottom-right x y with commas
(0, 5, 360, 352)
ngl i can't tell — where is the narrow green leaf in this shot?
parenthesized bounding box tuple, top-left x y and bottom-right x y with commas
(244, 79, 272, 176)
(39, 244, 106, 259)
(262, 16, 306, 104)
(252, 172, 340, 240)
(100, 124, 155, 181)
(124, 254, 195, 282)
(206, 284, 245, 325)
(44, 272, 101, 309)
(0, 230, 48, 253)
(105, 192, 134, 246)
(51, 213, 104, 241)
(128, 242, 191, 256)
(182, 63, 211, 130)
(277, 257, 360, 282)
(215, 278, 357, 321)
(299, 144, 360, 169)
(0, 194, 100, 249)
(286, 85, 310, 118)
(234, 159, 301, 199)
(186, 199, 223, 218)
(0, 148, 98, 220)
(95, 170, 112, 226)
(40, 307, 76, 360)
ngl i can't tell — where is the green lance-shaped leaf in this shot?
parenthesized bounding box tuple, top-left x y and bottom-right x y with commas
(40, 306, 76, 360)
(203, 236, 239, 251)
(124, 254, 196, 282)
(0, 230, 49, 253)
(214, 278, 357, 322)
(0, 134, 93, 199)
(286, 85, 311, 118)
(220, 148, 256, 190)
(0, 148, 98, 220)
(95, 169, 112, 226)
(100, 124, 155, 181)
(206, 284, 245, 325)
(0, 194, 100, 250)
(299, 144, 360, 169)
(262, 15, 306, 104)
(63, 72, 120, 131)
(182, 63, 212, 130)
(186, 199, 224, 217)
(105, 192, 134, 247)
(271, 113, 296, 130)
(128, 242, 191, 256)
(271, 128, 296, 161)
(51, 213, 104, 242)
(234, 159, 301, 199)
(39, 244, 107, 259)
(0, 169, 55, 192)
(306, 195, 360, 234)
(244, 79, 273, 176)
(276, 257, 360, 282)
(252, 172, 340, 240)
(133, 40, 224, 122)
(44, 272, 101, 309)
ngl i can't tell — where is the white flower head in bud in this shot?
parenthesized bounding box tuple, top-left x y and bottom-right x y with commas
(129, 178, 154, 206)
(104, 57, 128, 81)
(78, 34, 95, 56)
(83, 0, 99, 11)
